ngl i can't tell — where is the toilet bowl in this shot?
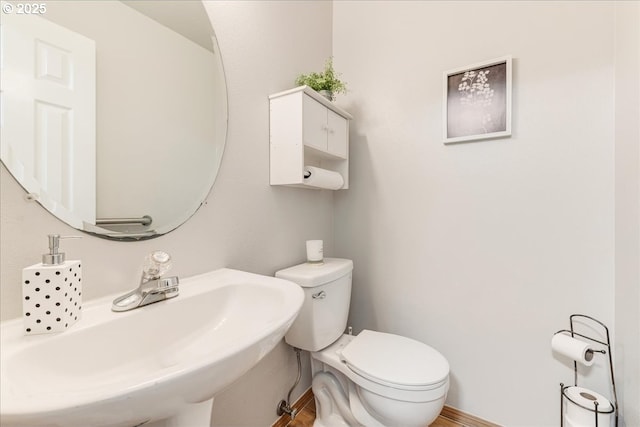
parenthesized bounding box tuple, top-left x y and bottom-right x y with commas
(276, 258, 450, 426)
(311, 331, 449, 427)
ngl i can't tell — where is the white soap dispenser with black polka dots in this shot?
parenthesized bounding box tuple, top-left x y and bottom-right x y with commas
(22, 235, 82, 335)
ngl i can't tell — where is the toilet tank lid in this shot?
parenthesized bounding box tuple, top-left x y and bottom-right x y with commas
(275, 258, 353, 288)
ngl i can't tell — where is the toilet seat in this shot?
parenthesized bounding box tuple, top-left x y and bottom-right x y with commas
(339, 330, 449, 391)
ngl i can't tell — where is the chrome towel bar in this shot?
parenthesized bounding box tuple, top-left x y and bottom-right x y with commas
(96, 215, 152, 226)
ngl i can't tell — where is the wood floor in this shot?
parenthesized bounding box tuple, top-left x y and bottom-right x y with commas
(273, 389, 498, 427)
(282, 400, 462, 427)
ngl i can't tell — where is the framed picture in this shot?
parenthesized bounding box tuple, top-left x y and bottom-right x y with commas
(443, 55, 512, 144)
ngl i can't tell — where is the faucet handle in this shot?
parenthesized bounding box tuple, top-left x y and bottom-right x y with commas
(142, 251, 172, 280)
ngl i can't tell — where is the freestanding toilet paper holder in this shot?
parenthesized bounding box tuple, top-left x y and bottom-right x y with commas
(556, 314, 618, 427)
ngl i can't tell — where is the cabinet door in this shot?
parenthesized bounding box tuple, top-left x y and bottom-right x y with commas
(302, 94, 328, 151)
(327, 110, 348, 158)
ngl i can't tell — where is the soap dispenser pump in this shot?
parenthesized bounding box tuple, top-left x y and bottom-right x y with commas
(42, 234, 68, 265)
(22, 235, 83, 335)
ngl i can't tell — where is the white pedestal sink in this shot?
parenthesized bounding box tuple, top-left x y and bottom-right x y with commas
(0, 268, 304, 427)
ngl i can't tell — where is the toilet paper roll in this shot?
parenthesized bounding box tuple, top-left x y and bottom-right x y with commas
(563, 386, 613, 427)
(551, 333, 595, 366)
(303, 166, 344, 190)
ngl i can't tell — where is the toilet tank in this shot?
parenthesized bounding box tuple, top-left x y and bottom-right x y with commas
(276, 258, 353, 352)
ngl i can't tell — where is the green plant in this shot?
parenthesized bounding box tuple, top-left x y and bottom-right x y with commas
(295, 57, 347, 98)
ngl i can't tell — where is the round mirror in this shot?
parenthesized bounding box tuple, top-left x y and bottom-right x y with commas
(0, 0, 227, 240)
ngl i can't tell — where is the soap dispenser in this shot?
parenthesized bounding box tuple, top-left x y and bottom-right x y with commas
(22, 235, 82, 335)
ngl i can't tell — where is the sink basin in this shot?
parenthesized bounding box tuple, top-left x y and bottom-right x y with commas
(0, 268, 304, 427)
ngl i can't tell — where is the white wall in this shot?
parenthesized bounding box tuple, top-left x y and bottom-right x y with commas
(614, 2, 640, 426)
(333, 1, 617, 425)
(0, 1, 332, 425)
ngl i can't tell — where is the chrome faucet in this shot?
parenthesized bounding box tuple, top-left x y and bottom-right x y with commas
(112, 251, 179, 312)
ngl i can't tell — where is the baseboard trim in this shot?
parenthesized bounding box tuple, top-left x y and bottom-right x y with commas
(272, 387, 314, 427)
(439, 405, 502, 427)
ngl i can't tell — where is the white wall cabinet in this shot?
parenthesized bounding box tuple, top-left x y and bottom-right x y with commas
(269, 86, 352, 189)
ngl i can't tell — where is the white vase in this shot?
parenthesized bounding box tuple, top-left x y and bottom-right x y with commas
(318, 90, 334, 101)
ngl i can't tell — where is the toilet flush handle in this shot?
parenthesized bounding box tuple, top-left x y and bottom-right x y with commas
(312, 291, 326, 299)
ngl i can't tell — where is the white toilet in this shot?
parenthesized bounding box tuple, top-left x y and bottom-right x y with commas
(276, 258, 449, 427)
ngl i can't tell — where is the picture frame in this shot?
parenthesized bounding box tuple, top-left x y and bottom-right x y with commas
(443, 55, 512, 144)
